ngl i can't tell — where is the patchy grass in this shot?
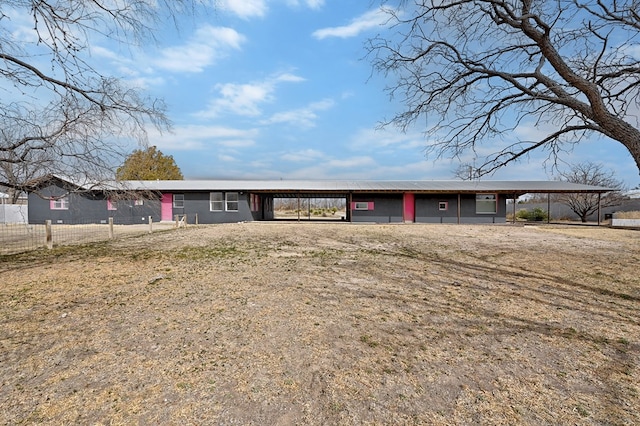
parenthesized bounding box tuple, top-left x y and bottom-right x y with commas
(1, 223, 638, 425)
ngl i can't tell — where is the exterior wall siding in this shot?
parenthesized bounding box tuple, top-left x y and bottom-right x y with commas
(28, 184, 160, 224)
(169, 191, 254, 224)
(351, 194, 404, 223)
(353, 193, 508, 224)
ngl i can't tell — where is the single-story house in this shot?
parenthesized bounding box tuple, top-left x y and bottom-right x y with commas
(26, 176, 612, 225)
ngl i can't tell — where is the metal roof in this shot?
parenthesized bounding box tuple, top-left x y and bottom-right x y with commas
(116, 180, 612, 195)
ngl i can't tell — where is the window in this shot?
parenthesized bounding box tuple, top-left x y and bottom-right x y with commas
(210, 192, 224, 211)
(50, 196, 69, 210)
(439, 201, 448, 211)
(225, 192, 239, 211)
(107, 198, 117, 211)
(134, 198, 144, 206)
(354, 202, 369, 210)
(173, 194, 184, 208)
(476, 194, 497, 214)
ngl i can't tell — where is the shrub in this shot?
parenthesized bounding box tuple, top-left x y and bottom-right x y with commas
(516, 208, 549, 221)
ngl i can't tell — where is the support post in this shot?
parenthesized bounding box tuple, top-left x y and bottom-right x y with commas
(597, 193, 602, 225)
(513, 194, 517, 224)
(457, 193, 461, 224)
(108, 217, 114, 239)
(148, 216, 153, 233)
(195, 213, 199, 225)
(547, 193, 551, 224)
(45, 220, 53, 249)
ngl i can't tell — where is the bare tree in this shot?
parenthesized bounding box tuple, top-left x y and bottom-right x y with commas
(556, 162, 626, 222)
(0, 1, 202, 192)
(369, 1, 640, 175)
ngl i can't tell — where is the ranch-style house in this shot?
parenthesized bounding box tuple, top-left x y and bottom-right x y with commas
(26, 176, 612, 225)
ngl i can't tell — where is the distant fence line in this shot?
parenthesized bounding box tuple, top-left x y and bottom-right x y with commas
(0, 216, 196, 256)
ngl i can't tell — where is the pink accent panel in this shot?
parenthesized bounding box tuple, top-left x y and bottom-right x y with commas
(403, 193, 415, 222)
(368, 202, 374, 210)
(161, 193, 173, 221)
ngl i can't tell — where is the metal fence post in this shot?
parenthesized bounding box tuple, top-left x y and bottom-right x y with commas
(45, 220, 53, 249)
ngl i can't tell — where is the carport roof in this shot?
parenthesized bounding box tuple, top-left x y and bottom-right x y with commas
(113, 180, 612, 196)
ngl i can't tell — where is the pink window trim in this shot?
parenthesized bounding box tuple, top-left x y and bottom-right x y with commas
(351, 202, 374, 211)
(50, 197, 69, 210)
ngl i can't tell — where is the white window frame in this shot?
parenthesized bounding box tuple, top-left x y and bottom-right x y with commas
(225, 192, 239, 212)
(134, 198, 144, 206)
(50, 196, 69, 210)
(476, 193, 497, 214)
(210, 192, 224, 211)
(439, 201, 448, 211)
(173, 194, 184, 208)
(354, 202, 370, 211)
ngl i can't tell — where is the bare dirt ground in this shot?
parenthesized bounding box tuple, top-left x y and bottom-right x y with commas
(1, 222, 638, 425)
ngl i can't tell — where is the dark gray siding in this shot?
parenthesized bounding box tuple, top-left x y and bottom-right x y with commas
(351, 193, 508, 224)
(172, 191, 254, 224)
(351, 194, 403, 223)
(28, 184, 160, 224)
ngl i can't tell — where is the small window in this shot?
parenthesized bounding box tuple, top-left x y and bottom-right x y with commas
(134, 198, 144, 206)
(210, 192, 224, 211)
(107, 198, 117, 211)
(476, 194, 497, 214)
(50, 196, 69, 210)
(226, 192, 239, 211)
(173, 194, 184, 208)
(439, 201, 448, 211)
(354, 202, 369, 210)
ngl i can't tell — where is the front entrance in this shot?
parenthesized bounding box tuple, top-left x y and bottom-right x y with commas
(161, 193, 173, 221)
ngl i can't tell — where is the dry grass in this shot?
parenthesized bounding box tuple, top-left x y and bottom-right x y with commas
(615, 210, 640, 219)
(1, 223, 638, 425)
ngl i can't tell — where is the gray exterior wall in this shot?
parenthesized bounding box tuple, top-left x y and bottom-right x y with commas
(416, 194, 507, 223)
(169, 191, 254, 224)
(28, 183, 159, 225)
(352, 193, 508, 224)
(351, 194, 404, 223)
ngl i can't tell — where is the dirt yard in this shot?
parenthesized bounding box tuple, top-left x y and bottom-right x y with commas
(1, 223, 638, 425)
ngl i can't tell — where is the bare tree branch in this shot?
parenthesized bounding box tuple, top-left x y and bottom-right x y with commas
(370, 0, 640, 175)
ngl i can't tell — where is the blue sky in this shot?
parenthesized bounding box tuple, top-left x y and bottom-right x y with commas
(7, 1, 640, 186)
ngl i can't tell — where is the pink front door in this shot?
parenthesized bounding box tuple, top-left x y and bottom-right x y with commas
(403, 193, 415, 223)
(161, 193, 173, 221)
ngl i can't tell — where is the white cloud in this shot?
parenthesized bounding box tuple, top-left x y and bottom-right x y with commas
(281, 149, 326, 162)
(312, 8, 392, 40)
(155, 26, 245, 73)
(147, 125, 259, 151)
(285, 0, 325, 9)
(219, 0, 267, 19)
(261, 98, 334, 128)
(349, 127, 425, 150)
(196, 72, 305, 118)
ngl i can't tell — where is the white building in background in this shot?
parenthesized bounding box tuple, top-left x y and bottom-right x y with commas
(1, 191, 28, 224)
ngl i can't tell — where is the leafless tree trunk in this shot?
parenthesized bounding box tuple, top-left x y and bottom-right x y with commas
(369, 1, 640, 175)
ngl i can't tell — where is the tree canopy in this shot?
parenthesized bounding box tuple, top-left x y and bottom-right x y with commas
(116, 147, 184, 181)
(370, 1, 640, 175)
(0, 1, 201, 191)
